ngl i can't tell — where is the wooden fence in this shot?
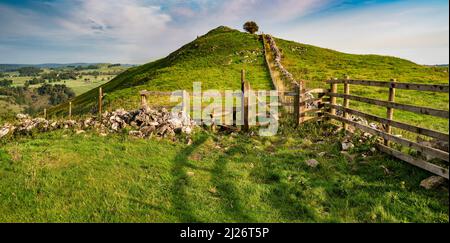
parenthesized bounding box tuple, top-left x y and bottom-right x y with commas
(323, 78, 449, 179)
(54, 70, 449, 178)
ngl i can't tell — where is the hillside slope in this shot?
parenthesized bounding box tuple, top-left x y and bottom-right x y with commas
(49, 27, 272, 116)
(275, 38, 449, 87)
(275, 38, 449, 133)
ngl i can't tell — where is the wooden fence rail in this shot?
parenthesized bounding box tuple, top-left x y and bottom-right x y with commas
(327, 79, 449, 93)
(324, 78, 449, 179)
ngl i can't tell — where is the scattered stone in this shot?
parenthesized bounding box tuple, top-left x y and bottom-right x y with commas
(420, 176, 446, 190)
(305, 159, 319, 168)
(186, 171, 195, 177)
(0, 125, 13, 138)
(318, 152, 326, 157)
(341, 141, 354, 151)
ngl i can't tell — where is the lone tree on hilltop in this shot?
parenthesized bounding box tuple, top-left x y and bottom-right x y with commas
(243, 21, 259, 34)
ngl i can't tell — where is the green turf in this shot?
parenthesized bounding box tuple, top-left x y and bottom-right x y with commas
(0, 123, 447, 223)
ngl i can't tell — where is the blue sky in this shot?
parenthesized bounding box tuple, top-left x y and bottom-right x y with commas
(0, 0, 448, 64)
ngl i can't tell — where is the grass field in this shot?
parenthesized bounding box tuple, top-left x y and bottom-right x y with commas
(0, 123, 447, 223)
(275, 38, 449, 133)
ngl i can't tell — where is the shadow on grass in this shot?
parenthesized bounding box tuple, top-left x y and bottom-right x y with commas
(170, 134, 208, 222)
(210, 146, 255, 222)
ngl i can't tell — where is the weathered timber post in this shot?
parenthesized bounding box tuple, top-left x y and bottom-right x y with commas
(343, 76, 350, 131)
(98, 87, 103, 117)
(43, 108, 47, 120)
(330, 78, 338, 116)
(293, 82, 301, 126)
(385, 78, 397, 145)
(140, 91, 148, 109)
(241, 70, 249, 132)
(69, 102, 72, 120)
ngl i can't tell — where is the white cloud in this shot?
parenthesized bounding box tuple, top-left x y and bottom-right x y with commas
(276, 3, 449, 64)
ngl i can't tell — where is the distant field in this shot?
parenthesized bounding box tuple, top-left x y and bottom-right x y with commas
(3, 65, 127, 96)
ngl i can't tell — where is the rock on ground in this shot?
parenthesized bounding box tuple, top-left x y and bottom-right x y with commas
(420, 176, 447, 190)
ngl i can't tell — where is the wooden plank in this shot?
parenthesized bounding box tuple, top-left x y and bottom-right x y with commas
(69, 102, 72, 120)
(377, 144, 449, 179)
(98, 87, 103, 117)
(306, 88, 329, 94)
(301, 116, 323, 123)
(343, 77, 350, 131)
(326, 104, 449, 141)
(242, 70, 249, 132)
(385, 79, 396, 145)
(330, 81, 338, 116)
(325, 113, 449, 162)
(326, 79, 449, 93)
(327, 92, 449, 119)
(293, 84, 301, 126)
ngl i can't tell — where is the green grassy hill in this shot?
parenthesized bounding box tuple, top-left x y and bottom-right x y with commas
(49, 26, 272, 116)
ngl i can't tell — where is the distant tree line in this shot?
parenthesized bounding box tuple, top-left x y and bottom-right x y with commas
(37, 83, 75, 105)
(18, 67, 43, 76)
(74, 65, 100, 71)
(108, 63, 121, 68)
(0, 83, 75, 107)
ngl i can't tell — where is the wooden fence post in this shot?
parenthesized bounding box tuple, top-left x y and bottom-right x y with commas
(43, 108, 47, 120)
(98, 87, 103, 117)
(385, 78, 397, 145)
(241, 70, 249, 132)
(330, 78, 338, 116)
(343, 76, 350, 131)
(293, 82, 300, 126)
(140, 92, 148, 110)
(69, 102, 72, 120)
